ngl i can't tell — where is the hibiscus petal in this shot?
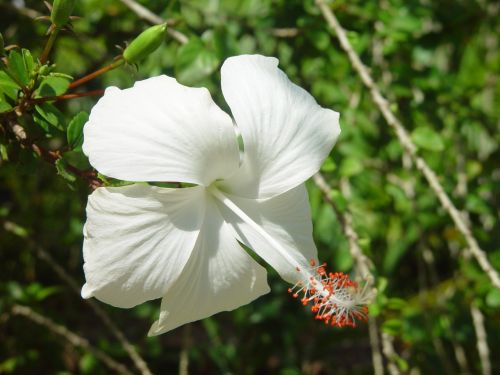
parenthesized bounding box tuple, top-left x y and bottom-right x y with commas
(214, 184, 318, 284)
(83, 75, 239, 185)
(148, 196, 270, 335)
(82, 184, 206, 308)
(219, 55, 340, 199)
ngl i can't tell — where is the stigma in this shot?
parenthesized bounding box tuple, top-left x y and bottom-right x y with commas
(288, 260, 371, 327)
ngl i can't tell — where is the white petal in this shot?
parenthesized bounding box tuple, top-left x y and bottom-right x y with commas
(219, 55, 340, 199)
(83, 76, 239, 185)
(82, 184, 206, 308)
(148, 196, 270, 335)
(215, 184, 317, 284)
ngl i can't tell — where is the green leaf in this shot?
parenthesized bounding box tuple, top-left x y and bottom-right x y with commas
(66, 112, 89, 149)
(176, 38, 219, 85)
(0, 71, 18, 113)
(382, 319, 403, 335)
(386, 298, 407, 310)
(35, 76, 70, 98)
(34, 103, 66, 131)
(0, 71, 21, 91)
(339, 157, 363, 177)
(64, 150, 90, 169)
(7, 50, 29, 86)
(486, 289, 500, 308)
(21, 49, 35, 77)
(321, 157, 336, 172)
(329, 189, 347, 212)
(55, 158, 76, 182)
(0, 143, 8, 161)
(411, 127, 444, 151)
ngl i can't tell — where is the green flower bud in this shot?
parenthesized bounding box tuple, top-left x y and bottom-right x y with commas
(123, 24, 167, 64)
(51, 0, 76, 27)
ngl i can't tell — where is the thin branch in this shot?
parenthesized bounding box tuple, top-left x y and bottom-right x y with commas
(368, 316, 385, 375)
(381, 332, 401, 375)
(11, 304, 133, 375)
(312, 173, 382, 374)
(35, 245, 154, 375)
(178, 324, 191, 375)
(315, 0, 500, 289)
(1, 225, 153, 375)
(32, 89, 105, 103)
(69, 58, 124, 89)
(470, 304, 491, 375)
(118, 0, 189, 44)
(313, 173, 373, 284)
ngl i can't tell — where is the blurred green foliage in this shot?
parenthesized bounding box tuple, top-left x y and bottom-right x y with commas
(1, 0, 499, 374)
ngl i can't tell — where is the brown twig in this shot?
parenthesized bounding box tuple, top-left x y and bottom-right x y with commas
(315, 0, 500, 289)
(11, 304, 133, 375)
(39, 27, 60, 65)
(33, 89, 105, 103)
(69, 60, 124, 90)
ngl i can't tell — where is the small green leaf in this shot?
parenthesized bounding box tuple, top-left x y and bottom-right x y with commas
(35, 75, 70, 97)
(386, 298, 407, 310)
(176, 38, 219, 85)
(329, 189, 347, 212)
(55, 158, 76, 182)
(7, 50, 29, 86)
(34, 103, 66, 131)
(64, 150, 90, 169)
(382, 319, 403, 335)
(321, 157, 336, 172)
(0, 71, 20, 91)
(21, 49, 35, 77)
(411, 127, 444, 151)
(0, 143, 8, 161)
(486, 289, 500, 308)
(51, 0, 76, 27)
(66, 111, 88, 149)
(339, 157, 363, 177)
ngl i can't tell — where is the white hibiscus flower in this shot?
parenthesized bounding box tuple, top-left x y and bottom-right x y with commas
(81, 54, 366, 336)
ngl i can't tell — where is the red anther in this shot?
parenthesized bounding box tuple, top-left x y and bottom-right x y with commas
(296, 266, 301, 272)
(288, 261, 369, 329)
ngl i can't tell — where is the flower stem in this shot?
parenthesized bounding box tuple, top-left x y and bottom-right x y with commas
(39, 27, 60, 65)
(68, 58, 124, 90)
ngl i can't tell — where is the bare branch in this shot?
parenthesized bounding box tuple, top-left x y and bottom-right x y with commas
(471, 304, 491, 375)
(2, 224, 153, 375)
(368, 317, 385, 375)
(35, 245, 154, 375)
(381, 332, 401, 375)
(315, 0, 500, 289)
(11, 304, 133, 375)
(313, 173, 373, 284)
(312, 173, 382, 374)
